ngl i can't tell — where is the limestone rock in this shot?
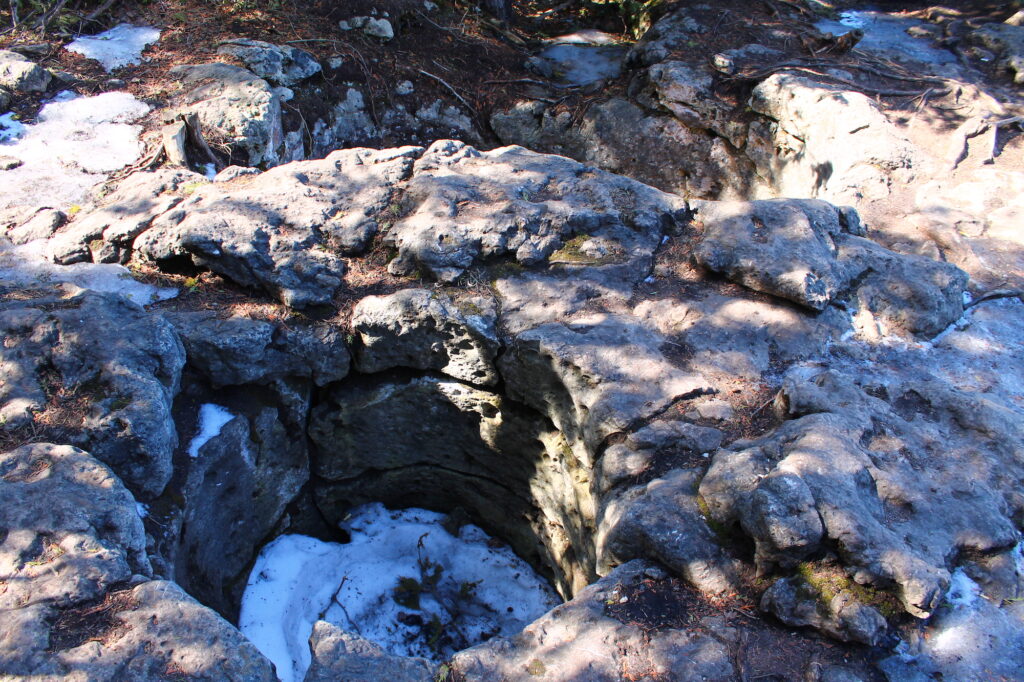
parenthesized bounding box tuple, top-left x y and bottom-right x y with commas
(499, 315, 711, 457)
(0, 443, 150, 613)
(596, 417, 722, 493)
(700, 363, 1022, 619)
(761, 576, 888, 645)
(135, 147, 420, 307)
(169, 63, 285, 167)
(352, 288, 499, 386)
(304, 621, 433, 682)
(176, 406, 308, 618)
(598, 468, 742, 596)
(50, 168, 204, 264)
(970, 23, 1024, 83)
(45, 581, 276, 680)
(6, 207, 65, 245)
(386, 140, 687, 282)
(168, 311, 350, 387)
(217, 38, 321, 86)
(648, 60, 746, 146)
(0, 49, 50, 93)
(451, 561, 734, 681)
(692, 198, 852, 311)
(0, 291, 184, 496)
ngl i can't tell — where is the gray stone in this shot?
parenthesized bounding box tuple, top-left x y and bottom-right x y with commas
(50, 168, 203, 264)
(0, 49, 50, 93)
(700, 362, 1022, 620)
(387, 140, 687, 282)
(6, 207, 65, 244)
(761, 576, 888, 645)
(500, 315, 711, 458)
(0, 443, 150, 613)
(176, 406, 307, 618)
(304, 621, 433, 682)
(214, 164, 261, 182)
(169, 63, 285, 167)
(50, 580, 277, 680)
(0, 154, 19, 170)
(353, 288, 499, 386)
(749, 73, 917, 204)
(135, 147, 419, 308)
(970, 23, 1024, 83)
(217, 38, 321, 86)
(648, 60, 746, 146)
(596, 417, 722, 493)
(598, 468, 742, 596)
(167, 311, 350, 388)
(451, 561, 734, 681)
(0, 292, 184, 497)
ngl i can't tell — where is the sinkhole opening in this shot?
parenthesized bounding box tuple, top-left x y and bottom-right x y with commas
(239, 504, 561, 682)
(208, 372, 601, 682)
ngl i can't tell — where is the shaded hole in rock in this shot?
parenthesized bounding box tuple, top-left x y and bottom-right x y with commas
(157, 368, 599, 681)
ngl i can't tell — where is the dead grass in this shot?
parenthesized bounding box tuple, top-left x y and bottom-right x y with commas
(48, 585, 139, 652)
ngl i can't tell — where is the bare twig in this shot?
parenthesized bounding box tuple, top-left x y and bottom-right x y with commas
(417, 68, 475, 115)
(38, 0, 70, 32)
(83, 0, 116, 23)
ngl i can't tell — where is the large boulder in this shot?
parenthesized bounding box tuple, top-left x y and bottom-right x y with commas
(0, 442, 276, 680)
(700, 363, 1022, 619)
(216, 39, 321, 86)
(385, 140, 688, 282)
(0, 49, 50, 93)
(352, 288, 499, 386)
(169, 63, 285, 167)
(135, 146, 420, 307)
(167, 311, 350, 388)
(0, 291, 184, 497)
(499, 315, 711, 458)
(304, 621, 433, 682)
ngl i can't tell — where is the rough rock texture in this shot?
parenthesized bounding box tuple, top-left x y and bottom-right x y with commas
(0, 291, 184, 497)
(700, 361, 1022, 618)
(500, 315, 711, 457)
(692, 198, 855, 311)
(309, 374, 595, 596)
(136, 147, 419, 307)
(50, 168, 204, 265)
(761, 576, 888, 645)
(304, 621, 433, 682)
(748, 74, 918, 204)
(491, 97, 754, 200)
(169, 63, 285, 167)
(167, 311, 350, 388)
(970, 23, 1024, 83)
(0, 49, 50, 93)
(0, 443, 150, 611)
(385, 140, 688, 282)
(693, 198, 967, 335)
(451, 561, 735, 681)
(6, 207, 65, 245)
(597, 468, 742, 596)
(352, 288, 499, 385)
(216, 39, 321, 86)
(0, 443, 276, 680)
(176, 404, 308, 618)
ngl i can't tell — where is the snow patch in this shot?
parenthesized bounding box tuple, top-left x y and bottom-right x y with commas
(0, 91, 149, 214)
(187, 404, 236, 458)
(136, 502, 149, 519)
(0, 240, 177, 305)
(944, 568, 981, 609)
(0, 112, 26, 142)
(240, 504, 560, 682)
(66, 24, 161, 71)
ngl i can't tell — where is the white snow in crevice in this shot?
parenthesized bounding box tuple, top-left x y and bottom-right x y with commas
(136, 502, 149, 519)
(0, 240, 177, 305)
(187, 404, 236, 458)
(66, 24, 161, 71)
(944, 568, 981, 609)
(240, 504, 560, 682)
(0, 91, 149, 214)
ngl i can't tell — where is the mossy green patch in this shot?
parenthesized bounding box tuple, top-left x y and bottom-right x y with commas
(797, 561, 903, 619)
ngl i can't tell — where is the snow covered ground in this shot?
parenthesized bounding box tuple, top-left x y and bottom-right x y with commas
(0, 239, 176, 305)
(66, 24, 161, 71)
(240, 504, 560, 682)
(0, 90, 150, 214)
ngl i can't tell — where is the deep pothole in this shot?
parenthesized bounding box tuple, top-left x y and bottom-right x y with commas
(169, 368, 598, 681)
